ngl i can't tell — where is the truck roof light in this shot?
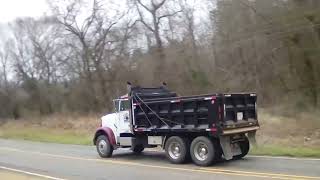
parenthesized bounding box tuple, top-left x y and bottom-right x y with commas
(204, 96, 216, 100)
(134, 128, 145, 132)
(206, 128, 217, 132)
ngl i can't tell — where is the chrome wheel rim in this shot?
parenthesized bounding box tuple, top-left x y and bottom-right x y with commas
(98, 139, 108, 155)
(194, 142, 208, 161)
(168, 142, 181, 159)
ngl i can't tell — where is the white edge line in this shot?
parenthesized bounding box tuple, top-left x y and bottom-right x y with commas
(0, 166, 67, 180)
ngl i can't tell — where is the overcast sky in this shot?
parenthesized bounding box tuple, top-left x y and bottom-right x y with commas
(0, 0, 49, 23)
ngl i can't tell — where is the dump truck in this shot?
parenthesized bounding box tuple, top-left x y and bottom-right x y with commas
(93, 83, 259, 166)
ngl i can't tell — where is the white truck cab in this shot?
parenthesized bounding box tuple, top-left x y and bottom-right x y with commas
(95, 95, 146, 158)
(101, 97, 133, 144)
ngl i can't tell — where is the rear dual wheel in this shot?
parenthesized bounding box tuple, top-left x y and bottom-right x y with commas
(189, 136, 249, 165)
(165, 136, 190, 164)
(164, 136, 221, 166)
(190, 136, 219, 166)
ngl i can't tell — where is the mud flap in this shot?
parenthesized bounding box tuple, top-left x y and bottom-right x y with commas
(248, 131, 257, 147)
(219, 136, 233, 160)
(219, 136, 244, 160)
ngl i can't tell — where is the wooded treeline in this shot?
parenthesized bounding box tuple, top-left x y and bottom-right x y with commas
(0, 0, 319, 118)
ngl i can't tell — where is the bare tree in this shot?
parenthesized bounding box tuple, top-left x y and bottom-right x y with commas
(49, 0, 126, 109)
(179, 0, 197, 55)
(0, 42, 10, 90)
(136, 0, 182, 50)
(134, 0, 182, 80)
(8, 17, 65, 114)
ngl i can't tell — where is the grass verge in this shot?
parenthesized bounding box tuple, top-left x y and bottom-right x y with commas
(0, 127, 92, 145)
(250, 145, 320, 158)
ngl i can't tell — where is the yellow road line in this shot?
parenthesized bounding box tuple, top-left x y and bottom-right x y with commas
(0, 147, 319, 180)
(146, 149, 320, 161)
(145, 149, 320, 179)
(0, 166, 67, 180)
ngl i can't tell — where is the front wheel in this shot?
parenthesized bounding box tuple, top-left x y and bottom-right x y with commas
(190, 136, 216, 166)
(96, 135, 113, 158)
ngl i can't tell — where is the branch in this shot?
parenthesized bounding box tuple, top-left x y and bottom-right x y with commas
(157, 10, 182, 22)
(128, 19, 139, 29)
(136, 4, 155, 32)
(152, 0, 166, 10)
(238, 0, 273, 26)
(137, 0, 153, 13)
(94, 21, 117, 50)
(139, 19, 155, 32)
(81, 0, 101, 37)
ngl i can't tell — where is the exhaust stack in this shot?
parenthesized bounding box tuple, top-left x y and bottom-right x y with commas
(127, 81, 132, 92)
(162, 82, 167, 89)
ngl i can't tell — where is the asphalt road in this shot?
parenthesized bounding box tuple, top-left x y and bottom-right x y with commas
(0, 139, 319, 180)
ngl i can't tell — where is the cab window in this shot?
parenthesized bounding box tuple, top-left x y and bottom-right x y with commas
(120, 100, 130, 111)
(114, 100, 120, 112)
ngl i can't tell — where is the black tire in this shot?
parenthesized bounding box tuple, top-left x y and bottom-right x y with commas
(96, 135, 113, 158)
(233, 136, 250, 159)
(132, 145, 144, 154)
(190, 136, 215, 166)
(165, 136, 189, 164)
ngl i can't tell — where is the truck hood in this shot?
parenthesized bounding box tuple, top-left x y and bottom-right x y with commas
(101, 113, 117, 131)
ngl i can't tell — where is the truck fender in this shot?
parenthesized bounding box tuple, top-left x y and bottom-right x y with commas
(93, 127, 116, 146)
(161, 136, 167, 149)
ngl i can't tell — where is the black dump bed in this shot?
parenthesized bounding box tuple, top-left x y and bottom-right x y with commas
(130, 86, 259, 134)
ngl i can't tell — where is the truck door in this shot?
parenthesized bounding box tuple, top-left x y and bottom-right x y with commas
(117, 99, 131, 135)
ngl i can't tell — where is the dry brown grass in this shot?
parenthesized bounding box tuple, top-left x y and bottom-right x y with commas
(0, 113, 100, 134)
(257, 109, 320, 149)
(0, 113, 100, 145)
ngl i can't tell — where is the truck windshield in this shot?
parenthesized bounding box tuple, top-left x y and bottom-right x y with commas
(120, 100, 130, 111)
